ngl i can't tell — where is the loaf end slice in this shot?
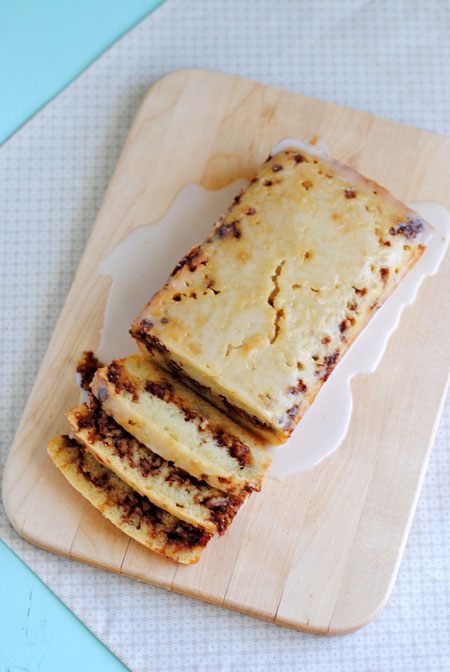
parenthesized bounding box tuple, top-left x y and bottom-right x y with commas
(48, 435, 211, 564)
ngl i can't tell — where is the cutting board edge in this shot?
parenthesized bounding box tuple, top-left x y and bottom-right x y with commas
(154, 67, 450, 144)
(3, 68, 450, 637)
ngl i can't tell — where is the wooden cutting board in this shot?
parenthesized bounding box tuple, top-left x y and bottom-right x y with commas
(4, 69, 450, 635)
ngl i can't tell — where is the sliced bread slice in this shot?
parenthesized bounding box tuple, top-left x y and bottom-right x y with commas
(48, 435, 211, 564)
(90, 354, 271, 495)
(66, 402, 249, 534)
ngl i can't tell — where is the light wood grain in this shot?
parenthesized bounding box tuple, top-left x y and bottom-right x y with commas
(3, 69, 450, 634)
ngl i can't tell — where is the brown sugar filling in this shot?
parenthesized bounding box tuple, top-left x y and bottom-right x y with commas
(130, 326, 273, 438)
(109, 343, 257, 466)
(76, 351, 103, 391)
(61, 436, 211, 549)
(143, 379, 252, 468)
(72, 404, 247, 534)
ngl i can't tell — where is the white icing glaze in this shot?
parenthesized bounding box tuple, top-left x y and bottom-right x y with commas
(272, 136, 331, 157)
(269, 201, 449, 477)
(94, 148, 449, 478)
(76, 371, 91, 405)
(270, 137, 433, 246)
(97, 180, 248, 364)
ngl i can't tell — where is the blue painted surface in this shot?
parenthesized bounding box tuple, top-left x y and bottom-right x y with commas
(0, 540, 130, 671)
(0, 0, 165, 144)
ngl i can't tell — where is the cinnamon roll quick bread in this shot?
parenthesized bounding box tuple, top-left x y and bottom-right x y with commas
(48, 144, 430, 564)
(131, 147, 429, 443)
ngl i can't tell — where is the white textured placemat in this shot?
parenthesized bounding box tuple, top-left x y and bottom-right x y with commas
(1, 1, 449, 670)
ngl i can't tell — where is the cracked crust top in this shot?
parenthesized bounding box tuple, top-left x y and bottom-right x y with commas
(131, 148, 429, 442)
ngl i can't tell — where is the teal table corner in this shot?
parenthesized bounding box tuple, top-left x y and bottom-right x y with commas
(0, 0, 165, 145)
(0, 540, 130, 671)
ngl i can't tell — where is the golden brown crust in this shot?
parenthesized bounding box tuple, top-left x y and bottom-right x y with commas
(75, 351, 103, 391)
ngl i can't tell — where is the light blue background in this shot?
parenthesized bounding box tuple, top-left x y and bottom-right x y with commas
(0, 0, 164, 144)
(0, 540, 130, 670)
(0, 2, 163, 663)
